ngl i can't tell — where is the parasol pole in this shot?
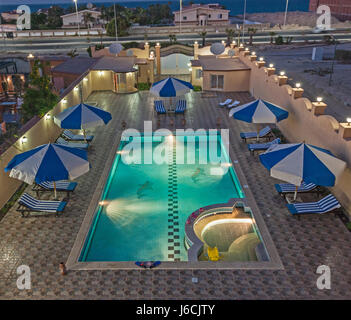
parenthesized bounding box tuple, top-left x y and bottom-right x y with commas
(294, 185, 298, 201)
(83, 128, 87, 143)
(53, 181, 57, 200)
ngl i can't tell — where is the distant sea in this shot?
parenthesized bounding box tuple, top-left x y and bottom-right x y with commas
(0, 0, 309, 15)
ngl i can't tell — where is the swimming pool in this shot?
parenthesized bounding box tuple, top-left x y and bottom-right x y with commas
(80, 132, 245, 262)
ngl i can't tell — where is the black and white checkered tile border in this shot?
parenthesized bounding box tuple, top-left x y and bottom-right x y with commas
(167, 139, 181, 261)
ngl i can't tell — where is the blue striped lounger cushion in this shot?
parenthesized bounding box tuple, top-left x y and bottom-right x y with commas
(286, 194, 340, 215)
(39, 181, 77, 191)
(19, 193, 67, 213)
(275, 182, 317, 194)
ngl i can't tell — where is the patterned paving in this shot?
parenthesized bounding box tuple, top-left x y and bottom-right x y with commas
(1, 90, 351, 299)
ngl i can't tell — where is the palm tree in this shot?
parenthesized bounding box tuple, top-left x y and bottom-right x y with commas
(269, 31, 276, 44)
(199, 31, 207, 47)
(248, 27, 257, 45)
(169, 34, 177, 44)
(225, 28, 235, 45)
(83, 12, 95, 29)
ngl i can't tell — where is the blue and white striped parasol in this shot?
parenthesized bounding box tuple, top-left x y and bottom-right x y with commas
(54, 103, 112, 130)
(259, 143, 346, 197)
(150, 77, 193, 97)
(229, 99, 289, 123)
(5, 143, 90, 198)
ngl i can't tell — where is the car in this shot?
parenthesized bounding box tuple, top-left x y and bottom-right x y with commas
(312, 27, 326, 34)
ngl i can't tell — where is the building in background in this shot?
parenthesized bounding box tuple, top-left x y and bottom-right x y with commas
(61, 9, 105, 28)
(309, 0, 351, 21)
(173, 3, 230, 26)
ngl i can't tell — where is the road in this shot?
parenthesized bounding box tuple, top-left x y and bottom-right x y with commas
(0, 28, 350, 54)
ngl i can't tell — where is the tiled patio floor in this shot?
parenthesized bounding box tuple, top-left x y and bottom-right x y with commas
(1, 90, 351, 299)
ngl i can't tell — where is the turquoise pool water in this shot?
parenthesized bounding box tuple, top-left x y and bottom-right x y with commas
(80, 133, 244, 262)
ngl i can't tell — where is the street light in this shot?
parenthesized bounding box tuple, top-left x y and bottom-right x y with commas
(283, 0, 289, 28)
(114, 2, 118, 42)
(242, 0, 247, 44)
(73, 0, 80, 37)
(329, 35, 338, 86)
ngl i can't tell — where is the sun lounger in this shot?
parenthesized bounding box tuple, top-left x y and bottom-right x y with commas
(219, 99, 232, 106)
(62, 129, 94, 142)
(227, 100, 240, 108)
(175, 100, 187, 113)
(286, 194, 341, 219)
(275, 182, 319, 196)
(240, 126, 273, 142)
(154, 100, 166, 114)
(17, 193, 67, 217)
(56, 137, 89, 150)
(248, 138, 281, 155)
(33, 181, 77, 198)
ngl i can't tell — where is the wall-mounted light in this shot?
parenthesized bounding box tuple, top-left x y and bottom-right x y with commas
(62, 98, 67, 104)
(27, 53, 34, 59)
(83, 77, 88, 82)
(20, 136, 28, 144)
(347, 118, 351, 126)
(269, 63, 274, 68)
(189, 68, 192, 72)
(295, 82, 301, 88)
(316, 97, 323, 103)
(280, 71, 286, 76)
(45, 114, 51, 120)
(74, 86, 79, 91)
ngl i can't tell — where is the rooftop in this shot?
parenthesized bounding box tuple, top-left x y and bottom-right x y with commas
(60, 9, 101, 18)
(51, 57, 98, 75)
(173, 3, 228, 13)
(91, 56, 138, 73)
(198, 56, 251, 71)
(1, 90, 351, 299)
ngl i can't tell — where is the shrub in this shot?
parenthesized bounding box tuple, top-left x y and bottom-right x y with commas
(137, 82, 150, 91)
(275, 36, 284, 45)
(193, 85, 202, 92)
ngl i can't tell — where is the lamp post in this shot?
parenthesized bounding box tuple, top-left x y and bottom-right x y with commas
(114, 2, 118, 42)
(179, 0, 182, 34)
(242, 0, 247, 44)
(0, 16, 6, 49)
(329, 35, 338, 86)
(73, 0, 80, 37)
(283, 0, 289, 27)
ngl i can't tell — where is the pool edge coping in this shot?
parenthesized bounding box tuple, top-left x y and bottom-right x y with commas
(66, 129, 284, 271)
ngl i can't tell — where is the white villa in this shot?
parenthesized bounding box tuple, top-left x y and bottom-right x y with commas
(61, 9, 105, 28)
(173, 3, 230, 26)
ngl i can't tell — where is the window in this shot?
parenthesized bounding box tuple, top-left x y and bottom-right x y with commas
(210, 75, 224, 89)
(196, 69, 202, 79)
(183, 16, 187, 20)
(208, 14, 211, 18)
(218, 13, 223, 19)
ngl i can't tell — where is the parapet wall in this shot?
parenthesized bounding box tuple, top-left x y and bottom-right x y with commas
(0, 71, 94, 210)
(236, 48, 351, 213)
